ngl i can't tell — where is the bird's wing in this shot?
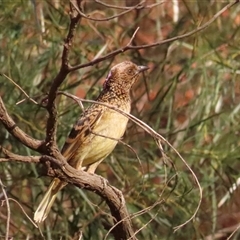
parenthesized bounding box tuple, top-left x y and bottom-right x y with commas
(61, 107, 105, 161)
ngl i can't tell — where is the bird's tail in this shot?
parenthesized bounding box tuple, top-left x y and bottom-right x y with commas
(34, 178, 66, 223)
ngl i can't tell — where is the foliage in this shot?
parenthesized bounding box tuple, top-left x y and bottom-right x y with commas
(1, 1, 240, 239)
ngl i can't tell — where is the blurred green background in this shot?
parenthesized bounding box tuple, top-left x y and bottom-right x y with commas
(1, 1, 240, 239)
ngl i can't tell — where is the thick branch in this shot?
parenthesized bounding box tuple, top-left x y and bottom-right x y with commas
(45, 0, 82, 155)
(0, 97, 44, 152)
(40, 155, 136, 240)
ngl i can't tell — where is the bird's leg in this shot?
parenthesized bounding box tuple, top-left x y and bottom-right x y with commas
(98, 175, 125, 207)
(99, 175, 109, 190)
(111, 185, 125, 206)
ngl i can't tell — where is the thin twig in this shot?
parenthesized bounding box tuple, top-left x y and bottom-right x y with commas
(0, 178, 10, 240)
(126, 27, 140, 46)
(95, 0, 164, 10)
(7, 198, 38, 228)
(0, 73, 38, 105)
(227, 223, 240, 240)
(71, 0, 145, 22)
(95, 0, 142, 10)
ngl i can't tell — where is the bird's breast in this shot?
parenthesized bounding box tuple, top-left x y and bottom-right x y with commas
(81, 104, 130, 166)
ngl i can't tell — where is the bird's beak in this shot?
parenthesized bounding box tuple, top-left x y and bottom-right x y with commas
(138, 65, 149, 73)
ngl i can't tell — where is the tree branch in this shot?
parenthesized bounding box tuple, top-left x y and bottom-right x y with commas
(45, 0, 82, 156)
(39, 155, 137, 240)
(0, 97, 44, 152)
(0, 146, 40, 163)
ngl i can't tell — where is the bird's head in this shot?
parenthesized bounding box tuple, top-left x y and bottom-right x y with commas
(103, 61, 149, 93)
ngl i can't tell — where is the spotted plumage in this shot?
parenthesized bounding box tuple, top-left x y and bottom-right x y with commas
(34, 61, 149, 223)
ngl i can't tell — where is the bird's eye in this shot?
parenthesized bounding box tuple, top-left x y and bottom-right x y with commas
(127, 69, 133, 75)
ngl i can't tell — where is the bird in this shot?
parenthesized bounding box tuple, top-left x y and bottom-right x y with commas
(34, 61, 149, 223)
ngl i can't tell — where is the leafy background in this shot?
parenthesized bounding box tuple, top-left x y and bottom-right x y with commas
(1, 1, 240, 239)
